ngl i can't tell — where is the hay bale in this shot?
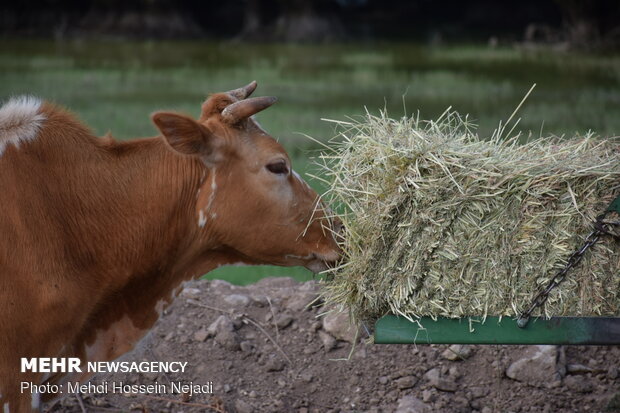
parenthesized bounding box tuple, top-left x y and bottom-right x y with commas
(319, 110, 620, 322)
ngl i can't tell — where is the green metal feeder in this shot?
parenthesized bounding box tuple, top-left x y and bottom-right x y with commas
(374, 315, 620, 345)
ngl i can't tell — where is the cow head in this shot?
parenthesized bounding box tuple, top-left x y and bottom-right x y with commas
(152, 81, 342, 273)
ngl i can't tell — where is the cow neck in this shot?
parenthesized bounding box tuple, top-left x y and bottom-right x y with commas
(57, 139, 228, 370)
(73, 138, 200, 284)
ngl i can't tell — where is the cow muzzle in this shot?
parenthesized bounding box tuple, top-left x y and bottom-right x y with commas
(304, 248, 341, 274)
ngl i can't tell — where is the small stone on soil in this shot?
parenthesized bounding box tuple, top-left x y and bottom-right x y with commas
(506, 345, 563, 387)
(441, 344, 473, 361)
(566, 363, 594, 374)
(422, 389, 434, 402)
(395, 375, 418, 389)
(214, 329, 240, 351)
(264, 355, 286, 372)
(240, 340, 254, 352)
(234, 399, 254, 413)
(424, 368, 457, 392)
(564, 375, 594, 393)
(318, 330, 337, 351)
(275, 312, 294, 329)
(285, 291, 319, 312)
(193, 329, 208, 342)
(224, 294, 250, 307)
(395, 395, 430, 413)
(470, 386, 489, 399)
(207, 314, 235, 337)
(322, 310, 358, 343)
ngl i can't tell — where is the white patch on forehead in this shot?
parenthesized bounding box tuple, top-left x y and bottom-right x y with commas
(30, 392, 40, 410)
(3, 402, 9, 413)
(0, 96, 45, 158)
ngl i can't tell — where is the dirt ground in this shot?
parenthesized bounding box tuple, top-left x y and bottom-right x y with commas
(45, 277, 620, 413)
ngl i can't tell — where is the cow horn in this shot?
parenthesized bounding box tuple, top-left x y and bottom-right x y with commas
(226, 81, 258, 100)
(221, 96, 277, 124)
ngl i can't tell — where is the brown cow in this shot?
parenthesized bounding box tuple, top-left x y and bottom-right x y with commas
(0, 82, 342, 412)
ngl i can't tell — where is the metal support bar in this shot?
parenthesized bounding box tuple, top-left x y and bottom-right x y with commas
(374, 315, 620, 345)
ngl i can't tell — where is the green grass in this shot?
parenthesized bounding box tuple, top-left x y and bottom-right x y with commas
(1, 39, 618, 285)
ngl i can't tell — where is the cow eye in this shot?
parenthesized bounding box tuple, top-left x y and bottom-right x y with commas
(266, 161, 289, 175)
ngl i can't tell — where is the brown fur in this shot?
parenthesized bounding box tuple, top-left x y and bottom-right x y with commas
(0, 86, 341, 412)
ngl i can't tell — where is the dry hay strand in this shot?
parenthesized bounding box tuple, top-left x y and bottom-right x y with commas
(317, 109, 620, 323)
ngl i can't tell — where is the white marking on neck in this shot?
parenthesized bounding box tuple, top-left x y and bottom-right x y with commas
(0, 96, 45, 158)
(207, 169, 217, 208)
(197, 168, 218, 228)
(198, 210, 207, 228)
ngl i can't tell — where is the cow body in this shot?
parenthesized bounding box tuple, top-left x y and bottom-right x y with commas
(0, 84, 341, 412)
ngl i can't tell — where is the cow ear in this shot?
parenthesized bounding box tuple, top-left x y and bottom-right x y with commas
(151, 112, 214, 157)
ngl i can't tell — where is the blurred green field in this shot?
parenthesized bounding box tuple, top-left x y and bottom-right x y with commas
(1, 39, 618, 284)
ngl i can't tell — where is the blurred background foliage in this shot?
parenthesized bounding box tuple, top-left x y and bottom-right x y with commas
(2, 0, 620, 50)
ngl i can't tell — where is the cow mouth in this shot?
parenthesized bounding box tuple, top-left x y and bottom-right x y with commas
(304, 252, 340, 274)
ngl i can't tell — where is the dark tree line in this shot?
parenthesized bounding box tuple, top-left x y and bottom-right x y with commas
(1, 0, 619, 49)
